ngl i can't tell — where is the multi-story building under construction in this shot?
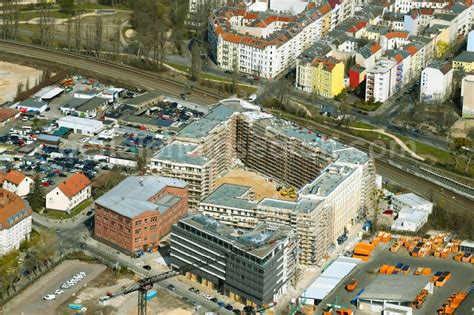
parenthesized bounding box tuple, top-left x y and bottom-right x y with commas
(151, 98, 376, 265)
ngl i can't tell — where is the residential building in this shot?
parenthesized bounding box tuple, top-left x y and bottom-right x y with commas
(461, 74, 474, 118)
(295, 56, 345, 98)
(0, 108, 19, 126)
(95, 176, 188, 256)
(16, 97, 48, 113)
(393, 0, 450, 14)
(348, 65, 366, 89)
(420, 60, 453, 103)
(46, 173, 91, 212)
(57, 116, 103, 136)
(0, 189, 32, 255)
(188, 0, 226, 13)
(392, 193, 433, 213)
(355, 41, 383, 69)
(1, 170, 32, 197)
(403, 8, 434, 35)
(453, 51, 474, 72)
(380, 31, 409, 50)
(365, 59, 398, 102)
(171, 214, 298, 307)
(208, 2, 337, 78)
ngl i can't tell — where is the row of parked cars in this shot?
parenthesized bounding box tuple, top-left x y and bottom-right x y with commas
(166, 284, 240, 313)
(43, 272, 87, 301)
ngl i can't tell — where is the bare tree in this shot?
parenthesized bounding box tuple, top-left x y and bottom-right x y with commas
(93, 16, 104, 57)
(191, 42, 201, 81)
(231, 57, 239, 95)
(66, 16, 72, 51)
(74, 12, 82, 52)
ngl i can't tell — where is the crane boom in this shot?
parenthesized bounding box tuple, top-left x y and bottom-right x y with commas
(103, 253, 224, 315)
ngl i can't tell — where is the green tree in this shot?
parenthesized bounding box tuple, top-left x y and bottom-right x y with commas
(436, 41, 449, 58)
(27, 174, 45, 212)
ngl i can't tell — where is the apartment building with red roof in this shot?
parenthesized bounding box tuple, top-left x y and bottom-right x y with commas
(0, 189, 32, 255)
(46, 173, 91, 212)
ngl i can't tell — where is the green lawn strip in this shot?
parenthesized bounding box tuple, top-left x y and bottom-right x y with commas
(349, 121, 376, 129)
(43, 198, 93, 219)
(397, 135, 453, 163)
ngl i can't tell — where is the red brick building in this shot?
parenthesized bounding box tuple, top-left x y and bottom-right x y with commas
(94, 176, 188, 256)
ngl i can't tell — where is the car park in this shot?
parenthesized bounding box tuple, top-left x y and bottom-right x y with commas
(43, 294, 56, 300)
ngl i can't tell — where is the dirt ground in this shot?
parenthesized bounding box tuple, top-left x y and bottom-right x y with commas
(450, 118, 474, 138)
(214, 168, 295, 201)
(0, 61, 42, 103)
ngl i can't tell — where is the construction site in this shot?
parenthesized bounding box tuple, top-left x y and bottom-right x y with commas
(151, 99, 376, 267)
(307, 231, 474, 315)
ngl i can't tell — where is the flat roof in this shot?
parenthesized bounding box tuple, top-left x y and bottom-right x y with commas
(178, 104, 236, 139)
(258, 197, 321, 213)
(359, 275, 430, 302)
(95, 176, 187, 219)
(126, 91, 162, 106)
(454, 51, 474, 63)
(76, 97, 108, 112)
(17, 98, 47, 108)
(394, 193, 431, 207)
(305, 257, 359, 301)
(35, 86, 64, 100)
(460, 240, 474, 248)
(201, 184, 257, 210)
(58, 116, 103, 128)
(300, 165, 356, 197)
(153, 142, 207, 166)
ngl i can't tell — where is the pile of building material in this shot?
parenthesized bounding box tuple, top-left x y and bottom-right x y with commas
(372, 231, 391, 246)
(414, 267, 432, 275)
(352, 242, 375, 261)
(437, 291, 470, 314)
(411, 289, 428, 309)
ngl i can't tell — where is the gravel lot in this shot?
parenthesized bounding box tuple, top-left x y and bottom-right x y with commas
(2, 260, 106, 315)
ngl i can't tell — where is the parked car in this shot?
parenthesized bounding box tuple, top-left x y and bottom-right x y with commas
(143, 265, 151, 270)
(210, 297, 219, 303)
(217, 301, 225, 308)
(167, 284, 176, 291)
(202, 293, 212, 300)
(224, 304, 234, 311)
(43, 294, 56, 300)
(54, 289, 64, 295)
(188, 287, 195, 293)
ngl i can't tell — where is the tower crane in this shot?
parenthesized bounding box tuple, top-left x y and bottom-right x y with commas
(100, 255, 222, 315)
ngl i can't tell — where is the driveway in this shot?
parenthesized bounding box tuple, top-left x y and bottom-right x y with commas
(3, 260, 106, 315)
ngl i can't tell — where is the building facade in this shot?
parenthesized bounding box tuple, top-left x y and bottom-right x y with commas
(46, 173, 91, 212)
(1, 170, 32, 197)
(95, 176, 188, 256)
(171, 214, 298, 307)
(365, 59, 398, 102)
(461, 74, 474, 118)
(0, 189, 32, 255)
(453, 51, 474, 72)
(419, 60, 453, 103)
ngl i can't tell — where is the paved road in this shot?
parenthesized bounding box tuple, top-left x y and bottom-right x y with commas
(0, 40, 219, 106)
(3, 260, 106, 315)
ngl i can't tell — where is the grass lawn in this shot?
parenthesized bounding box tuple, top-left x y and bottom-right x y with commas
(398, 135, 453, 163)
(19, 10, 70, 21)
(354, 102, 382, 112)
(43, 199, 93, 220)
(349, 121, 376, 129)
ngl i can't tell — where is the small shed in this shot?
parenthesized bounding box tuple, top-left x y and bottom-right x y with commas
(37, 134, 61, 145)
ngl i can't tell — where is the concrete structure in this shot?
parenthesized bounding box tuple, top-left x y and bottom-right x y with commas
(453, 51, 474, 72)
(391, 207, 429, 232)
(304, 257, 360, 305)
(16, 98, 48, 113)
(0, 189, 32, 255)
(46, 173, 91, 212)
(365, 59, 398, 102)
(58, 116, 103, 135)
(0, 108, 20, 126)
(208, 1, 352, 78)
(34, 86, 64, 101)
(95, 176, 188, 256)
(74, 89, 101, 100)
(357, 275, 433, 312)
(1, 170, 32, 197)
(392, 193, 433, 214)
(171, 214, 298, 307)
(461, 74, 474, 118)
(459, 240, 474, 253)
(419, 60, 453, 103)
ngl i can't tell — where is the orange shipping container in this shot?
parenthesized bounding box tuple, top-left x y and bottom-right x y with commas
(352, 254, 369, 261)
(422, 268, 432, 275)
(372, 238, 380, 246)
(379, 264, 390, 274)
(354, 247, 372, 256)
(356, 242, 375, 251)
(387, 266, 395, 274)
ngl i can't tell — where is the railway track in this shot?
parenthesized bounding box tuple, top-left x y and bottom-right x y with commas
(0, 39, 221, 105)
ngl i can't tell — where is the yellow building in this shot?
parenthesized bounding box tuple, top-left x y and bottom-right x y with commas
(453, 51, 474, 72)
(310, 57, 345, 98)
